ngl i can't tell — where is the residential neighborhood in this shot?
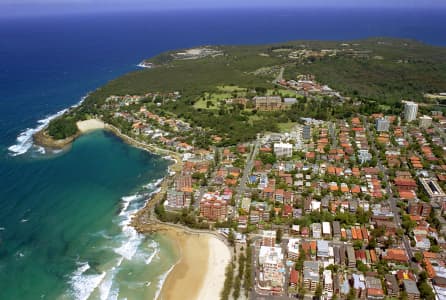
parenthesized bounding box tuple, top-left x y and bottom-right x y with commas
(100, 85, 446, 300)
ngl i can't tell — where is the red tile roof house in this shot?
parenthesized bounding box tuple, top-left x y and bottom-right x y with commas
(282, 204, 293, 218)
(362, 167, 380, 176)
(382, 249, 409, 263)
(394, 178, 417, 191)
(398, 190, 416, 200)
(262, 187, 275, 200)
(301, 227, 309, 238)
(275, 189, 285, 203)
(283, 191, 294, 205)
(289, 269, 299, 287)
(306, 151, 316, 160)
(367, 288, 384, 299)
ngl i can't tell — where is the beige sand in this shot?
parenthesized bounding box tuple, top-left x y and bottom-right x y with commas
(196, 237, 232, 300)
(76, 119, 105, 132)
(159, 227, 231, 300)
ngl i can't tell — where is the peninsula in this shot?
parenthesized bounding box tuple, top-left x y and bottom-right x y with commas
(35, 38, 446, 300)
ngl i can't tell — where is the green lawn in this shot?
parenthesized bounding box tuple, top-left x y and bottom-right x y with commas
(193, 91, 232, 109)
(277, 122, 297, 132)
(217, 85, 247, 93)
(266, 89, 301, 98)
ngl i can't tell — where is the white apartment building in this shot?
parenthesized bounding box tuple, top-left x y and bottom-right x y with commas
(274, 142, 293, 158)
(404, 101, 418, 122)
(419, 115, 432, 128)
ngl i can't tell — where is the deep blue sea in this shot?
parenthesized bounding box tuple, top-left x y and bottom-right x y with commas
(0, 7, 445, 299)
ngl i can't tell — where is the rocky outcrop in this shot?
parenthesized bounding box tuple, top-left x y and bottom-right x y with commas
(33, 129, 80, 149)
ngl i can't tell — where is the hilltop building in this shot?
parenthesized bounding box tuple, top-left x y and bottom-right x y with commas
(404, 101, 418, 122)
(253, 96, 282, 111)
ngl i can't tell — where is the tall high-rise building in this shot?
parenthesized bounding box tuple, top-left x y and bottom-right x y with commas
(403, 101, 418, 122)
(303, 125, 311, 140)
(376, 117, 390, 132)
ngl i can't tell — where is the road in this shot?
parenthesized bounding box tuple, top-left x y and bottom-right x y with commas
(328, 121, 337, 148)
(234, 141, 260, 218)
(362, 116, 414, 260)
(274, 66, 285, 83)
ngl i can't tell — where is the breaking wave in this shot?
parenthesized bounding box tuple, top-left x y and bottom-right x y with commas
(69, 262, 106, 300)
(8, 95, 88, 157)
(66, 177, 165, 300)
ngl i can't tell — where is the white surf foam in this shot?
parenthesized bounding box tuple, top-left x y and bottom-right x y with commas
(98, 257, 123, 300)
(52, 149, 63, 154)
(114, 192, 146, 261)
(8, 94, 88, 157)
(114, 223, 142, 261)
(142, 178, 163, 191)
(145, 240, 160, 265)
(119, 193, 145, 216)
(137, 62, 153, 69)
(69, 262, 106, 300)
(154, 265, 175, 300)
(8, 108, 67, 156)
(67, 178, 166, 300)
(15, 251, 25, 259)
(36, 146, 46, 154)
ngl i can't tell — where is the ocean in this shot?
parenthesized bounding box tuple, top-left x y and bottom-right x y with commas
(0, 7, 445, 299)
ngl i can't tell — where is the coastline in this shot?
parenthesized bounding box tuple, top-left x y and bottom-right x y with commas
(34, 119, 182, 169)
(33, 119, 231, 299)
(76, 119, 105, 132)
(150, 223, 231, 300)
(33, 128, 80, 150)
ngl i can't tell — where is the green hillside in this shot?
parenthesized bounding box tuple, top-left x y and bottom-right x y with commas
(47, 37, 446, 144)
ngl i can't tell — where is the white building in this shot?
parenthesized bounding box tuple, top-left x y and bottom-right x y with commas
(358, 149, 372, 164)
(324, 269, 333, 293)
(317, 240, 330, 259)
(376, 117, 390, 132)
(287, 238, 300, 260)
(404, 101, 418, 122)
(274, 142, 293, 158)
(419, 115, 433, 128)
(312, 223, 322, 239)
(322, 222, 332, 238)
(258, 246, 285, 291)
(303, 261, 320, 292)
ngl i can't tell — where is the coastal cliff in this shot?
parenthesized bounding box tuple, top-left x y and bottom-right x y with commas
(33, 129, 79, 149)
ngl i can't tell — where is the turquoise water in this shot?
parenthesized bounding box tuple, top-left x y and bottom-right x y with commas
(0, 130, 178, 299)
(2, 9, 446, 299)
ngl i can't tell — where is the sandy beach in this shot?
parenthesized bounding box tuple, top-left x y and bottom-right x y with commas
(158, 226, 231, 300)
(196, 237, 232, 300)
(76, 119, 105, 132)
